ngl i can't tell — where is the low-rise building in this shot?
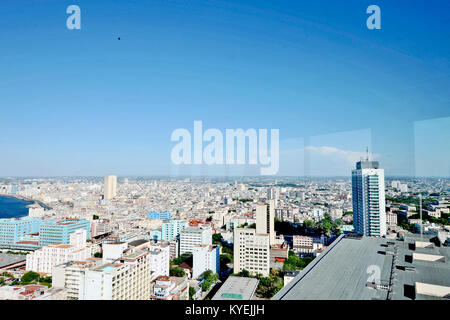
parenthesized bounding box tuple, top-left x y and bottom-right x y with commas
(150, 276, 189, 300)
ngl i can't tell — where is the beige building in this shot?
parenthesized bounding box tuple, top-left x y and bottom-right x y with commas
(256, 200, 275, 245)
(104, 175, 117, 200)
(233, 228, 270, 277)
(79, 249, 151, 300)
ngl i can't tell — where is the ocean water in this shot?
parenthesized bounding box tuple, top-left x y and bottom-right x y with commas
(0, 196, 33, 219)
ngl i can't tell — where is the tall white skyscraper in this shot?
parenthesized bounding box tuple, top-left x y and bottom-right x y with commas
(352, 158, 386, 237)
(256, 200, 275, 245)
(104, 175, 117, 200)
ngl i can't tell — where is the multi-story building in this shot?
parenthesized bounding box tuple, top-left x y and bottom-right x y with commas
(52, 258, 102, 300)
(39, 218, 90, 247)
(0, 217, 41, 247)
(161, 219, 186, 241)
(148, 242, 170, 281)
(169, 239, 179, 260)
(256, 200, 275, 245)
(192, 244, 220, 279)
(104, 175, 117, 201)
(352, 158, 386, 237)
(147, 211, 172, 220)
(91, 219, 110, 238)
(233, 228, 270, 277)
(386, 212, 398, 226)
(26, 229, 92, 274)
(292, 235, 323, 254)
(179, 226, 212, 255)
(79, 249, 151, 300)
(150, 276, 189, 300)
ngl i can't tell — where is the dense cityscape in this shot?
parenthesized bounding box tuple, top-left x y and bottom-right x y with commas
(0, 158, 449, 300)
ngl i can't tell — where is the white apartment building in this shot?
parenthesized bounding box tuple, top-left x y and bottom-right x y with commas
(179, 226, 212, 255)
(102, 241, 128, 264)
(256, 200, 275, 245)
(150, 276, 189, 300)
(192, 245, 220, 279)
(26, 229, 92, 274)
(52, 258, 102, 300)
(352, 159, 386, 237)
(79, 249, 151, 300)
(148, 242, 170, 281)
(28, 206, 45, 218)
(233, 228, 270, 277)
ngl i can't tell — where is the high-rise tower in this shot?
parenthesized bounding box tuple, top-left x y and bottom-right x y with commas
(256, 200, 275, 245)
(104, 175, 117, 200)
(352, 154, 386, 237)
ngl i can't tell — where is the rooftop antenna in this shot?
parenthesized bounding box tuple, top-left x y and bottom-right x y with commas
(366, 146, 369, 161)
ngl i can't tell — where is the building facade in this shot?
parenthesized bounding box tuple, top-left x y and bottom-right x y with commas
(352, 159, 386, 237)
(39, 218, 91, 247)
(233, 228, 270, 277)
(256, 200, 275, 245)
(179, 226, 212, 255)
(192, 244, 220, 279)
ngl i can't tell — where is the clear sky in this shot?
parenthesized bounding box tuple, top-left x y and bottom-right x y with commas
(1, 0, 449, 177)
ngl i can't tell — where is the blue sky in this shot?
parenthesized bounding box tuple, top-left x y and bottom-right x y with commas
(0, 0, 449, 177)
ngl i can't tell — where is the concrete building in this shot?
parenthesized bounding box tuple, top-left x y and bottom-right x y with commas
(91, 219, 110, 238)
(192, 244, 220, 279)
(26, 229, 92, 274)
(52, 258, 102, 300)
(0, 217, 41, 247)
(104, 175, 117, 201)
(150, 276, 189, 300)
(233, 228, 270, 277)
(292, 235, 323, 254)
(39, 218, 91, 247)
(79, 249, 151, 300)
(102, 241, 128, 264)
(161, 219, 186, 241)
(148, 242, 170, 281)
(179, 226, 212, 255)
(256, 200, 275, 245)
(352, 158, 386, 237)
(147, 211, 172, 220)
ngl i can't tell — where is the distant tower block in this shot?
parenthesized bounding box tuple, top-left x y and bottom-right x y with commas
(256, 200, 275, 245)
(104, 175, 117, 200)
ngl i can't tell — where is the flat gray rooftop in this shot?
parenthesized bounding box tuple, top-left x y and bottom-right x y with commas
(273, 234, 450, 300)
(0, 253, 27, 268)
(212, 276, 259, 300)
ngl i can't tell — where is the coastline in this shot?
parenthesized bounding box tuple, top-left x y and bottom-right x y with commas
(0, 194, 52, 211)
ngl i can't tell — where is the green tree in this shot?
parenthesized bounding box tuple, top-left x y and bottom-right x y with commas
(303, 220, 315, 228)
(189, 286, 196, 300)
(21, 271, 40, 284)
(212, 233, 223, 244)
(169, 267, 186, 277)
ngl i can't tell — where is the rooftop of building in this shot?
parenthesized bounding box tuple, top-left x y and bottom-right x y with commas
(273, 233, 450, 300)
(0, 253, 27, 268)
(212, 276, 259, 301)
(128, 239, 149, 247)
